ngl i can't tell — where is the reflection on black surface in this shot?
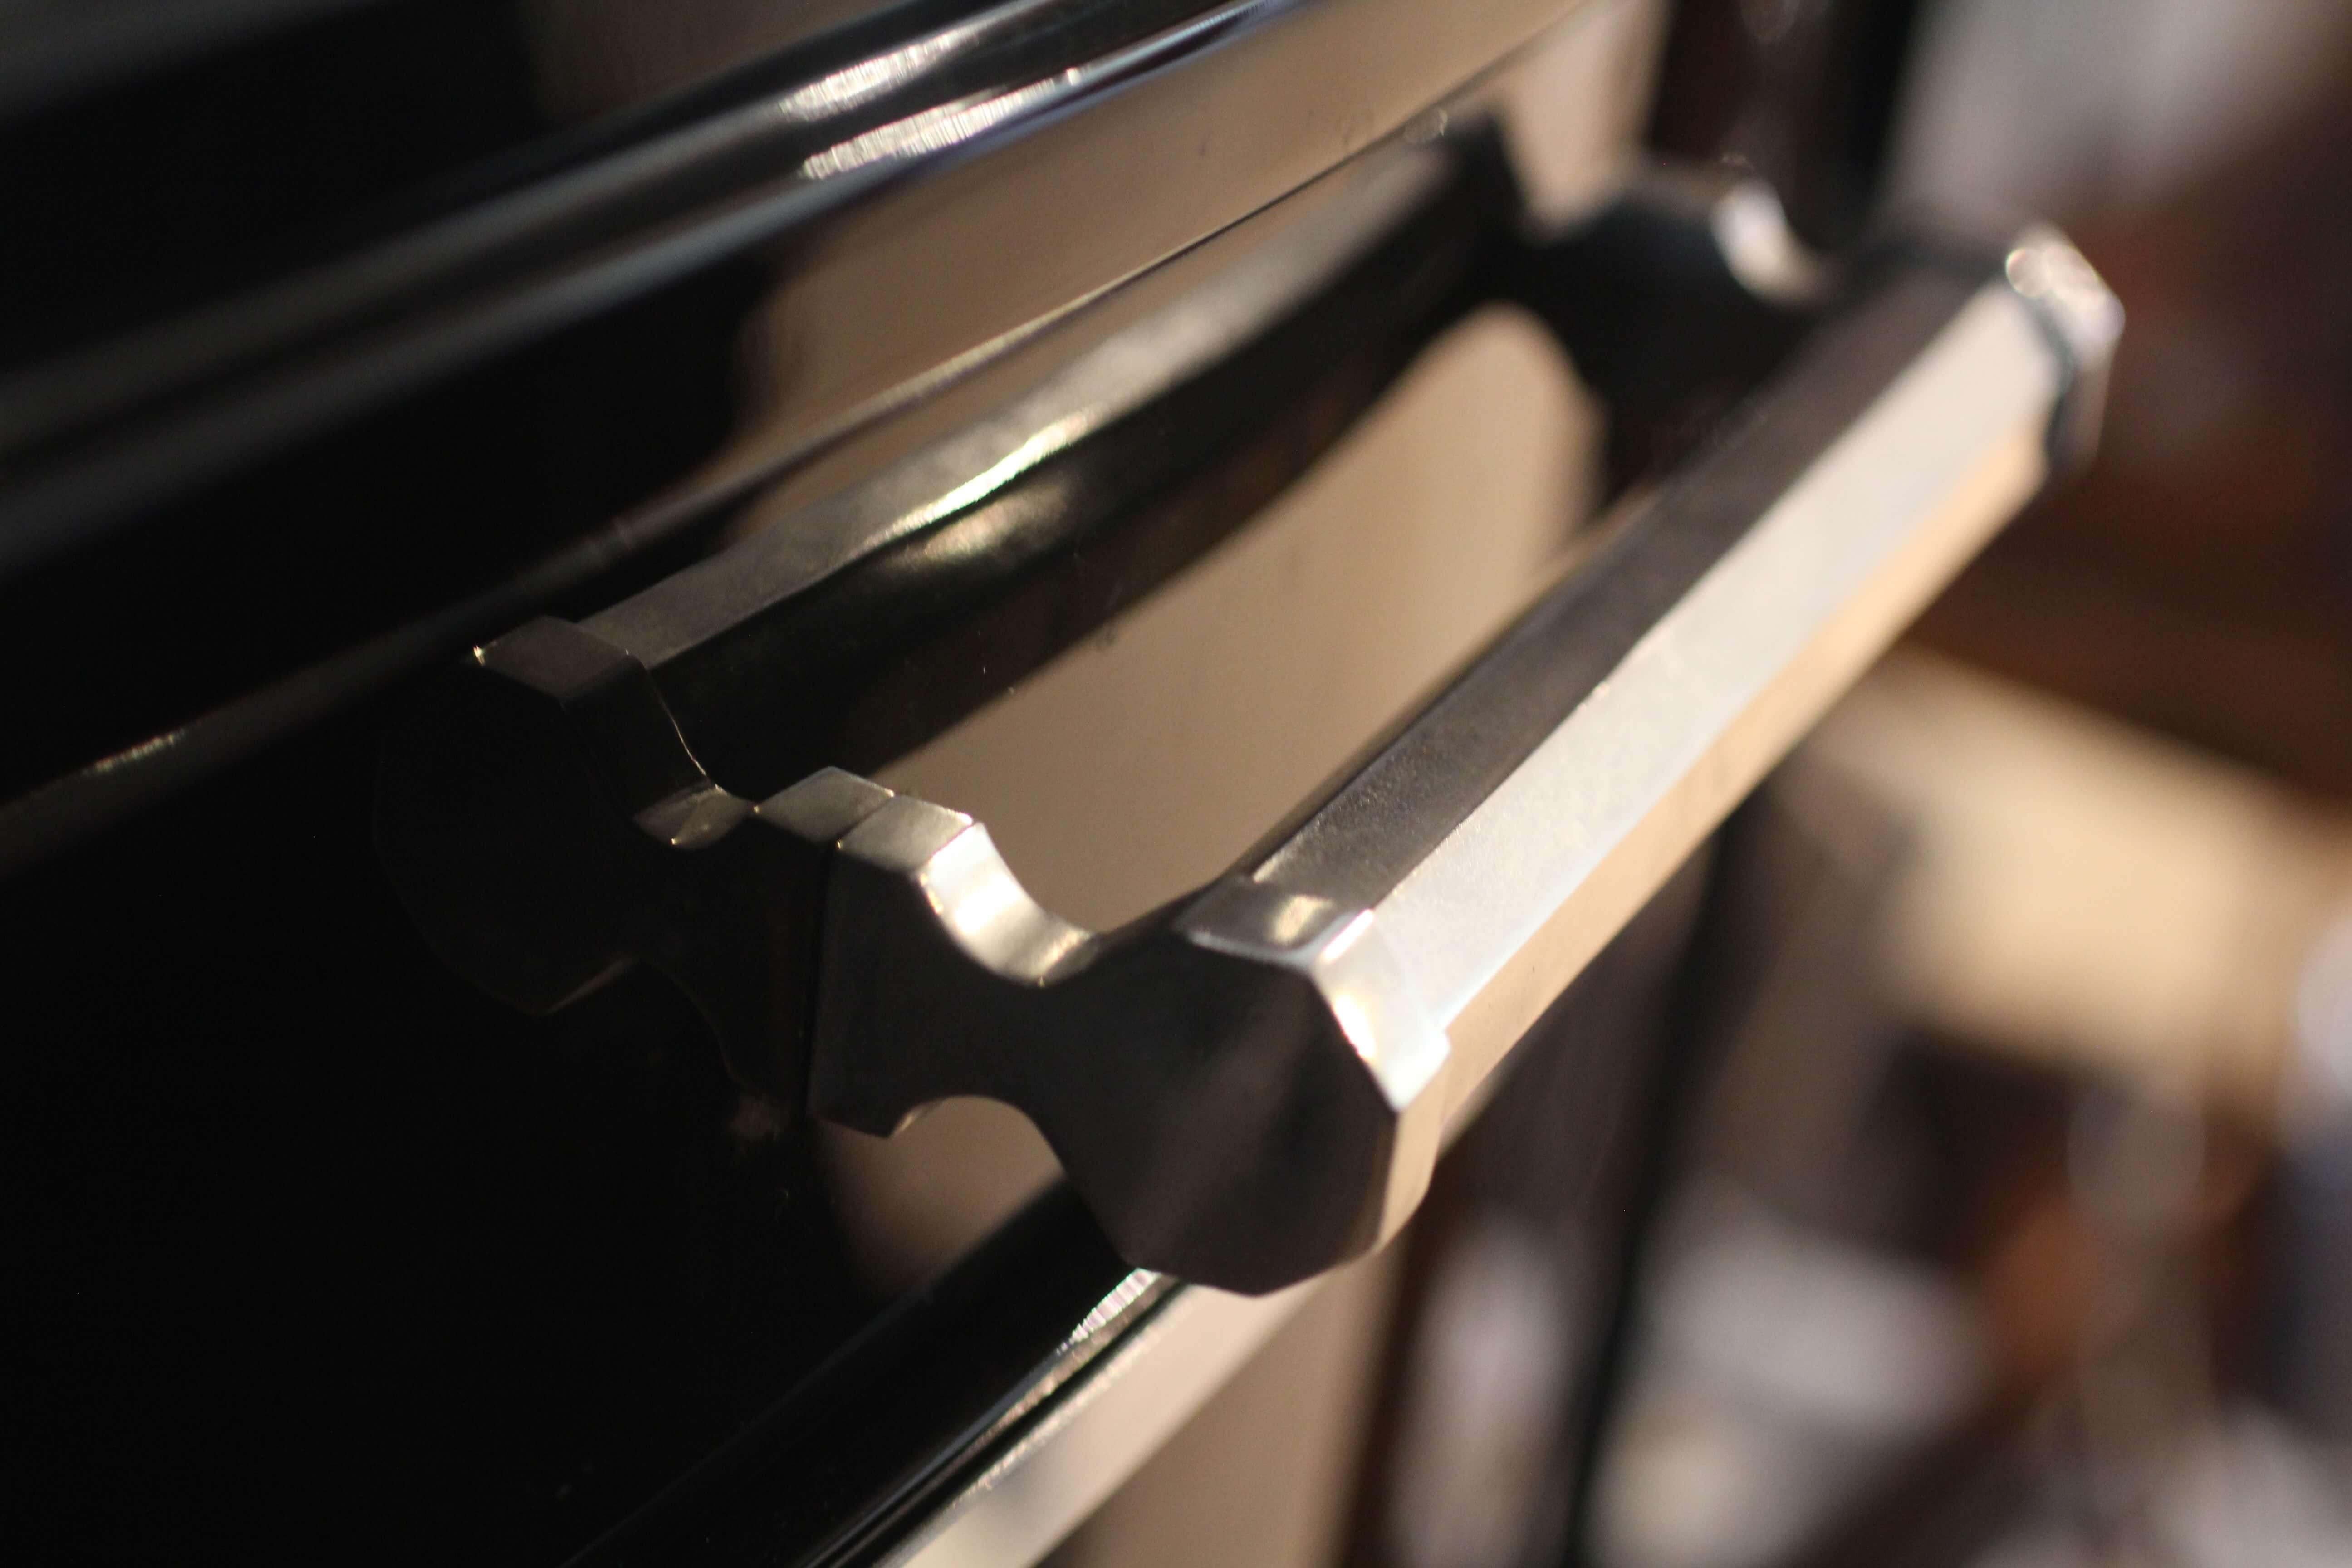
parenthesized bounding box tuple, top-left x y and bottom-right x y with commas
(2, 703, 871, 1564)
(0, 0, 1582, 870)
(0, 0, 912, 363)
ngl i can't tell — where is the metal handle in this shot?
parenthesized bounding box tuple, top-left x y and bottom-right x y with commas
(378, 153, 2118, 1292)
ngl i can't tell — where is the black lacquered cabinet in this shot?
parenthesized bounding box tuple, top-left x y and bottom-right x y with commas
(0, 4, 2114, 1563)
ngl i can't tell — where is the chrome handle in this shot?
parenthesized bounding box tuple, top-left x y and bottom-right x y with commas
(379, 158, 2118, 1291)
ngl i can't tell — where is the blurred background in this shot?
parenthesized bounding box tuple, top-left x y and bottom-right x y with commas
(1035, 1, 2352, 1563)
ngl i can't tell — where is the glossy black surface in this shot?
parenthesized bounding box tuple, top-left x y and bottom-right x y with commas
(4, 699, 869, 1564)
(0, 0, 1583, 867)
(1, 2, 960, 364)
(0, 671, 1690, 1568)
(593, 148, 1490, 799)
(3, 4, 1602, 1557)
(618, 1188, 1159, 1568)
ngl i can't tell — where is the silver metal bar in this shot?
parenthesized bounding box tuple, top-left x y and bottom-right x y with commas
(792, 234, 2118, 1291)
(377, 192, 2119, 1295)
(1395, 278, 2061, 1119)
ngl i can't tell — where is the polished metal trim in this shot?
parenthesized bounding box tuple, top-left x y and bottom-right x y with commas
(877, 1274, 1323, 1568)
(1392, 280, 2059, 1116)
